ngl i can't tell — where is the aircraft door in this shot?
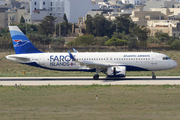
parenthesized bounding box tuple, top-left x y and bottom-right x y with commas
(151, 54, 157, 70)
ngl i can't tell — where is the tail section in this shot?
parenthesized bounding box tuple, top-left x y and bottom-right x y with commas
(9, 26, 42, 54)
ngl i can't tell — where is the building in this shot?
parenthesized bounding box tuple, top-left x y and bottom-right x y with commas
(105, 11, 132, 20)
(150, 8, 180, 17)
(6, 0, 21, 9)
(64, 0, 99, 23)
(72, 17, 86, 36)
(0, 0, 11, 29)
(121, 0, 146, 5)
(144, 1, 176, 11)
(147, 20, 180, 37)
(30, 0, 64, 23)
(131, 10, 167, 26)
(30, 0, 99, 23)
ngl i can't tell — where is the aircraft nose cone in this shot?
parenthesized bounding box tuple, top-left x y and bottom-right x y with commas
(172, 60, 177, 68)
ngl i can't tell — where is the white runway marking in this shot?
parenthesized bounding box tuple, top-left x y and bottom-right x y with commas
(0, 76, 180, 86)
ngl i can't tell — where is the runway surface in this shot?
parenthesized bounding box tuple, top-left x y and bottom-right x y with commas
(0, 76, 180, 86)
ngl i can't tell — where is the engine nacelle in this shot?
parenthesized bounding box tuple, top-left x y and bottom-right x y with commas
(107, 66, 126, 77)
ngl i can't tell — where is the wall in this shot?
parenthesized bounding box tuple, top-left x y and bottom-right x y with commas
(0, 12, 8, 28)
(64, 0, 99, 23)
(144, 1, 176, 11)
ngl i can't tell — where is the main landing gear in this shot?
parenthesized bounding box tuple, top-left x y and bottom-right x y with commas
(152, 71, 156, 79)
(93, 74, 99, 80)
(93, 68, 100, 80)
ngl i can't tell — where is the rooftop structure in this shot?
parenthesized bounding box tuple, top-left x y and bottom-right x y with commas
(147, 20, 180, 37)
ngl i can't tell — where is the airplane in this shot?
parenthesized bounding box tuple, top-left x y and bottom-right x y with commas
(6, 26, 177, 79)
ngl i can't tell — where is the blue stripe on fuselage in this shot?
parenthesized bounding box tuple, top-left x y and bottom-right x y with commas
(23, 62, 149, 72)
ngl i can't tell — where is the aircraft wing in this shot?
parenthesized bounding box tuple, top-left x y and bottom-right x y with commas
(68, 51, 112, 72)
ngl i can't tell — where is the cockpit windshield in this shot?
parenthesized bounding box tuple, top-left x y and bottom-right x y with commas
(163, 57, 171, 60)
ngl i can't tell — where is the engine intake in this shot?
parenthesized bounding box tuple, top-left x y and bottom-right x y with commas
(107, 66, 126, 77)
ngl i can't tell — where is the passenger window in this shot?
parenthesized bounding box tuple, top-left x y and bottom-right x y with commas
(131, 58, 133, 60)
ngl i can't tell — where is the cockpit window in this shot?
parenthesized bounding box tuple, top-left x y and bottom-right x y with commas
(163, 57, 171, 60)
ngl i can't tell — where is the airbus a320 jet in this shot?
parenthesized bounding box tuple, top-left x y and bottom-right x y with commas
(6, 26, 177, 79)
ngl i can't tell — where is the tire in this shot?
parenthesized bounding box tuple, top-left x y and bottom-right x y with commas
(93, 75, 99, 80)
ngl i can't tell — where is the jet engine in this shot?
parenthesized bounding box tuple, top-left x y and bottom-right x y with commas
(107, 66, 126, 77)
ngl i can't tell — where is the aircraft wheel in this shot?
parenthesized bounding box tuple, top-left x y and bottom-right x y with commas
(93, 74, 99, 80)
(152, 76, 156, 79)
(152, 71, 156, 79)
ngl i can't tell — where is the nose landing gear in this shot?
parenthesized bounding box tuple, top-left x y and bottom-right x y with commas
(152, 71, 156, 79)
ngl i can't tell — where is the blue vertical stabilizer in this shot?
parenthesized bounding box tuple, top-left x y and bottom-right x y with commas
(9, 26, 42, 54)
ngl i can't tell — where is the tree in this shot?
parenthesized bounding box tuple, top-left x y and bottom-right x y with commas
(92, 14, 114, 37)
(55, 22, 72, 37)
(20, 15, 25, 24)
(155, 31, 169, 42)
(115, 16, 131, 34)
(63, 13, 68, 35)
(67, 35, 94, 46)
(171, 40, 180, 50)
(129, 24, 150, 47)
(63, 13, 68, 23)
(105, 37, 127, 46)
(17, 23, 38, 35)
(38, 15, 56, 35)
(85, 14, 93, 34)
(51, 37, 65, 46)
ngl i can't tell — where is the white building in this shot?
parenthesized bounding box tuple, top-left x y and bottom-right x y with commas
(30, 0, 64, 18)
(30, 0, 99, 23)
(121, 0, 146, 5)
(64, 0, 99, 23)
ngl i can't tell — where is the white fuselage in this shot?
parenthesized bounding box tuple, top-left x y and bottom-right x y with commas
(6, 52, 177, 72)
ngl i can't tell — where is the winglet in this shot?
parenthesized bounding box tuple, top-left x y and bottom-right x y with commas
(73, 48, 78, 53)
(68, 50, 76, 61)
